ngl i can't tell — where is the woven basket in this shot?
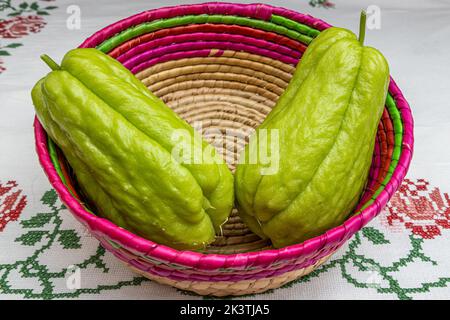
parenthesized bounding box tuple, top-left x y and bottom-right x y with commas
(33, 2, 414, 297)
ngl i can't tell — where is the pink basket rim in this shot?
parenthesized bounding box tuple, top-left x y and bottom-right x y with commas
(34, 2, 414, 271)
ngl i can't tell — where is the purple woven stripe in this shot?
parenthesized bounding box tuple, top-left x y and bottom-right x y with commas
(118, 32, 301, 65)
(125, 41, 299, 73)
(80, 2, 329, 48)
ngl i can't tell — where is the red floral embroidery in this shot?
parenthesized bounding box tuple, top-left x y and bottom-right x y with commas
(0, 16, 46, 39)
(0, 181, 27, 232)
(383, 179, 450, 239)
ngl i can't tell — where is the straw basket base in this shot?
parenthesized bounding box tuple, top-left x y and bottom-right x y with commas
(126, 253, 332, 297)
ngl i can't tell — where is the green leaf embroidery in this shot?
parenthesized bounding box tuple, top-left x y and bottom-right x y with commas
(7, 12, 21, 17)
(41, 190, 57, 206)
(21, 212, 53, 228)
(0, 189, 149, 299)
(0, 50, 11, 56)
(44, 6, 58, 10)
(19, 2, 28, 9)
(36, 11, 49, 15)
(58, 230, 81, 249)
(5, 43, 23, 48)
(362, 227, 390, 245)
(15, 230, 48, 246)
(30, 2, 39, 10)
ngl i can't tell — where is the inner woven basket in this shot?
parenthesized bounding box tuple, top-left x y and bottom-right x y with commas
(50, 12, 400, 255)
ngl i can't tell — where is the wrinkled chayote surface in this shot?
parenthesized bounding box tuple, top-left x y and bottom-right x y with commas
(235, 27, 390, 248)
(32, 48, 234, 250)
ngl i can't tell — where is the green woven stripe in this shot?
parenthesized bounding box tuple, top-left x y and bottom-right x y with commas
(357, 93, 404, 212)
(48, 136, 67, 186)
(270, 15, 321, 38)
(48, 137, 94, 213)
(97, 14, 316, 52)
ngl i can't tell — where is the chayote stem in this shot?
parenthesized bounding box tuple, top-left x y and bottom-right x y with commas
(41, 54, 61, 71)
(359, 10, 367, 45)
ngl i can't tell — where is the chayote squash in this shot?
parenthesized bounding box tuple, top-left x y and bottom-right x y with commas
(235, 13, 390, 248)
(32, 48, 234, 250)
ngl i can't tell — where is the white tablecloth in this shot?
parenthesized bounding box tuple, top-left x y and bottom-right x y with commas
(1, 0, 449, 300)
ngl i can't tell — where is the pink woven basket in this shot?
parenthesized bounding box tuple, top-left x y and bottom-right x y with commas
(33, 2, 414, 296)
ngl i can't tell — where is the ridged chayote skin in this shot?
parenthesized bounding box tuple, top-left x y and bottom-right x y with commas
(32, 48, 234, 250)
(235, 27, 390, 248)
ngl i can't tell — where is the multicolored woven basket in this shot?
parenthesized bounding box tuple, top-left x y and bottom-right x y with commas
(33, 2, 414, 296)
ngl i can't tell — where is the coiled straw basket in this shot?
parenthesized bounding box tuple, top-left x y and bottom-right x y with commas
(34, 2, 414, 297)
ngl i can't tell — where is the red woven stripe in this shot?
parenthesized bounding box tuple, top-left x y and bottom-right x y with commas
(57, 149, 82, 202)
(378, 110, 395, 183)
(109, 23, 307, 58)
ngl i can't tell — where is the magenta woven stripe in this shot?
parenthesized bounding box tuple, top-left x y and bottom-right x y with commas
(109, 23, 307, 60)
(389, 78, 414, 153)
(130, 257, 325, 282)
(124, 41, 300, 73)
(100, 239, 312, 277)
(80, 2, 330, 48)
(117, 32, 302, 65)
(100, 237, 333, 280)
(130, 49, 222, 74)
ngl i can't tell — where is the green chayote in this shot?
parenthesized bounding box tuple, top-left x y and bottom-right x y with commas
(235, 19, 390, 248)
(32, 48, 234, 250)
